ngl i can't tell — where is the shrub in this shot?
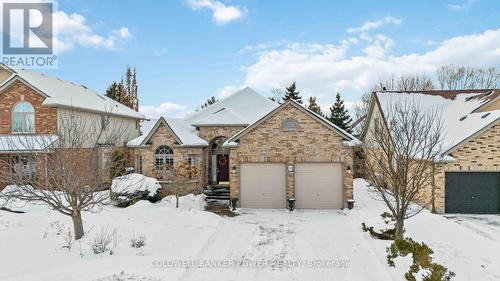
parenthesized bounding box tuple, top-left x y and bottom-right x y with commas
(130, 234, 146, 248)
(108, 149, 127, 183)
(62, 228, 73, 251)
(387, 238, 455, 281)
(361, 222, 396, 240)
(90, 227, 118, 254)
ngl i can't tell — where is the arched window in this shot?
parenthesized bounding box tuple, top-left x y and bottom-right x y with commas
(155, 145, 174, 173)
(12, 102, 35, 133)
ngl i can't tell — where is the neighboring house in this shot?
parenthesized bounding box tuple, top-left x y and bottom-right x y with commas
(361, 90, 500, 214)
(128, 87, 359, 209)
(0, 65, 145, 188)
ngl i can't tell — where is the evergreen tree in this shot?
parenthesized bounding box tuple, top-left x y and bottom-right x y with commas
(327, 92, 352, 133)
(283, 82, 303, 104)
(307, 96, 324, 117)
(105, 66, 139, 111)
(105, 82, 124, 102)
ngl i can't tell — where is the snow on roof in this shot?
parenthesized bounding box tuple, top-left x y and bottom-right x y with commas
(1, 66, 145, 120)
(184, 87, 278, 126)
(376, 91, 500, 154)
(127, 119, 158, 146)
(165, 117, 208, 146)
(224, 99, 360, 146)
(127, 118, 208, 147)
(0, 135, 59, 153)
(129, 87, 282, 147)
(191, 107, 248, 126)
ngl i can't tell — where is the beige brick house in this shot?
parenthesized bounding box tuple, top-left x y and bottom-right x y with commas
(128, 87, 359, 209)
(361, 90, 500, 214)
(0, 64, 145, 188)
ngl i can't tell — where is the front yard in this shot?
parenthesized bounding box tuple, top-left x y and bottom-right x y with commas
(0, 179, 499, 281)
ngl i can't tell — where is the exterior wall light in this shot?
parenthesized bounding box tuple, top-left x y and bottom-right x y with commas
(347, 165, 352, 174)
(287, 164, 294, 173)
(231, 165, 237, 174)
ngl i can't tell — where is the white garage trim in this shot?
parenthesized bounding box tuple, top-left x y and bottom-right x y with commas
(294, 163, 343, 209)
(240, 163, 286, 208)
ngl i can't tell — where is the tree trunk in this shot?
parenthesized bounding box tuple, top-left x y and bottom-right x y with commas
(72, 210, 84, 240)
(395, 218, 405, 240)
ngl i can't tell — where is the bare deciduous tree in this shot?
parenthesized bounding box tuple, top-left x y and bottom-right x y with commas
(269, 87, 286, 104)
(353, 74, 434, 135)
(0, 109, 130, 240)
(363, 101, 444, 240)
(436, 65, 500, 90)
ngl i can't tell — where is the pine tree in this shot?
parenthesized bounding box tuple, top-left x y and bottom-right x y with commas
(283, 82, 303, 104)
(105, 66, 139, 111)
(327, 92, 352, 133)
(307, 96, 323, 117)
(105, 82, 124, 102)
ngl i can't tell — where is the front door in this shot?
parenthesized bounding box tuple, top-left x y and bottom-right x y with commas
(216, 154, 229, 183)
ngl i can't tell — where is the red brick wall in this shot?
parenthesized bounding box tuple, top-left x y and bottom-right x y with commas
(0, 80, 57, 134)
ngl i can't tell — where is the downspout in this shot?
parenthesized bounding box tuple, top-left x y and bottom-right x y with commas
(45, 154, 48, 188)
(431, 162, 436, 214)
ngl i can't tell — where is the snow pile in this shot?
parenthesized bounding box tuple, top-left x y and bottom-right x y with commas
(111, 173, 161, 196)
(161, 193, 207, 211)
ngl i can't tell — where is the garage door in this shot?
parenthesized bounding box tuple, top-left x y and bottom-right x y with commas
(240, 163, 286, 208)
(295, 163, 343, 209)
(445, 172, 500, 214)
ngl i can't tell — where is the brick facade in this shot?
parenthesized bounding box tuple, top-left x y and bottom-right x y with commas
(431, 123, 500, 213)
(228, 103, 354, 206)
(0, 80, 57, 134)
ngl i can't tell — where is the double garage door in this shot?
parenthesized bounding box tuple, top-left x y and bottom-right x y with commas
(240, 163, 343, 209)
(445, 172, 500, 214)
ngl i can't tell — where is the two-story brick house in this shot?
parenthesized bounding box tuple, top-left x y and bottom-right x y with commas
(0, 64, 145, 189)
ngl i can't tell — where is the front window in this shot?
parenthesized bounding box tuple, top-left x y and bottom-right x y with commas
(155, 145, 174, 174)
(187, 155, 197, 179)
(11, 155, 37, 181)
(12, 102, 35, 133)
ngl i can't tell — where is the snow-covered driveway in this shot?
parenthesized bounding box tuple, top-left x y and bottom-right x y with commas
(1, 180, 500, 281)
(176, 209, 392, 281)
(443, 214, 500, 244)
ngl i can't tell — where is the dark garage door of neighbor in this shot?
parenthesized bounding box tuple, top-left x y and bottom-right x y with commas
(445, 172, 500, 214)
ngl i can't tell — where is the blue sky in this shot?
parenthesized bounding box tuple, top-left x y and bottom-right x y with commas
(28, 0, 500, 117)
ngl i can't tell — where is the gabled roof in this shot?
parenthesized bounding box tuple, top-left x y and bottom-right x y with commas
(224, 99, 360, 146)
(191, 107, 248, 126)
(184, 87, 278, 126)
(0, 65, 145, 120)
(365, 90, 500, 155)
(127, 117, 208, 147)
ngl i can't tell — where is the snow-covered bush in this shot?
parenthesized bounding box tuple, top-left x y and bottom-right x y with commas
(111, 174, 162, 207)
(387, 238, 455, 281)
(129, 234, 146, 248)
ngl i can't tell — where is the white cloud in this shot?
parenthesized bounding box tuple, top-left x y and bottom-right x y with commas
(446, 0, 476, 11)
(186, 0, 246, 25)
(117, 27, 131, 39)
(216, 85, 238, 99)
(243, 29, 500, 102)
(347, 16, 402, 34)
(139, 102, 190, 119)
(53, 11, 131, 53)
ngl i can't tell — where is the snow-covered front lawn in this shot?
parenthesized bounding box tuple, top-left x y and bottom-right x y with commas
(1, 179, 499, 281)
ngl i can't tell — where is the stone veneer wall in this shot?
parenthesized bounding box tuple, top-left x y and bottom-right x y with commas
(130, 123, 205, 193)
(431, 123, 500, 213)
(197, 126, 245, 184)
(229, 103, 354, 207)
